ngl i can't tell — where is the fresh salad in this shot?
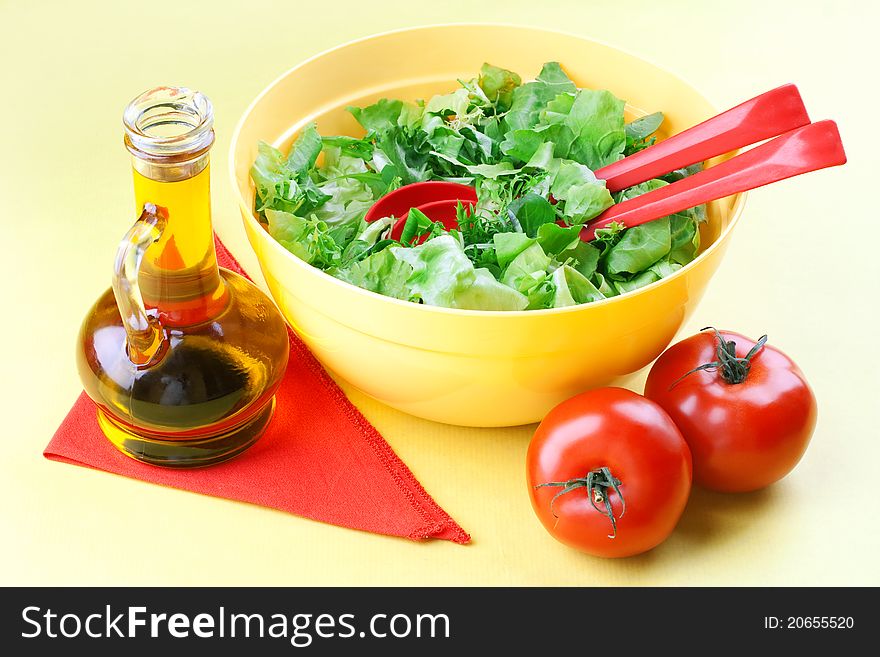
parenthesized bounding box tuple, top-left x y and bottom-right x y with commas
(250, 62, 705, 311)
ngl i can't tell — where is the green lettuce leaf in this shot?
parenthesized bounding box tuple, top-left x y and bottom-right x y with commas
(500, 242, 552, 294)
(541, 92, 576, 125)
(478, 63, 522, 111)
(592, 272, 618, 298)
(524, 141, 557, 169)
(332, 248, 413, 300)
(625, 111, 664, 154)
(356, 216, 393, 246)
(452, 268, 528, 310)
(460, 124, 495, 161)
(610, 178, 701, 269)
(391, 235, 526, 310)
(613, 270, 660, 294)
(265, 209, 342, 269)
(466, 162, 518, 178)
(649, 259, 683, 278)
(493, 232, 535, 269)
(668, 214, 700, 264)
(625, 112, 664, 141)
(400, 207, 444, 244)
(504, 62, 576, 132)
(500, 129, 546, 163)
(535, 62, 576, 88)
(286, 123, 323, 173)
(605, 219, 672, 277)
(620, 178, 666, 199)
(250, 126, 331, 215)
(559, 239, 600, 278)
(425, 88, 472, 118)
(250, 141, 297, 213)
(377, 127, 429, 185)
(524, 276, 556, 310)
(308, 147, 377, 243)
(321, 135, 374, 161)
(499, 127, 570, 166)
(562, 89, 627, 170)
(536, 222, 580, 256)
(552, 265, 606, 307)
(265, 209, 308, 258)
(391, 235, 474, 307)
(348, 99, 403, 134)
(549, 161, 614, 223)
(507, 193, 556, 237)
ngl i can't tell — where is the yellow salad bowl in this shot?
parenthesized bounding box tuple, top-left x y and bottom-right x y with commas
(230, 24, 744, 427)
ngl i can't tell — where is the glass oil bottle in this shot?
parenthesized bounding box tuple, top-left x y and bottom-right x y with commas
(77, 87, 289, 467)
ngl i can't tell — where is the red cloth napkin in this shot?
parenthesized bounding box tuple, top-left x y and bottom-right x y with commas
(45, 236, 470, 544)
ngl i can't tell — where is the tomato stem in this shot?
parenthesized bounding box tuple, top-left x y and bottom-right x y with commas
(670, 327, 768, 387)
(535, 466, 625, 538)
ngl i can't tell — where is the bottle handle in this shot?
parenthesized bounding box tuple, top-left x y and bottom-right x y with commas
(112, 203, 167, 366)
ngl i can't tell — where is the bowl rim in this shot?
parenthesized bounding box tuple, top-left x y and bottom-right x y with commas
(229, 22, 746, 318)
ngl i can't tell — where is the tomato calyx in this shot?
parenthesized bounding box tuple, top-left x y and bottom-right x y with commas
(535, 466, 626, 538)
(671, 327, 768, 387)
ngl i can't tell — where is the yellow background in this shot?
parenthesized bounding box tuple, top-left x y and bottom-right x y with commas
(1, 0, 876, 586)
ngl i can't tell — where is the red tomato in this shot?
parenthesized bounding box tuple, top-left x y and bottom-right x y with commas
(527, 388, 692, 558)
(644, 328, 817, 493)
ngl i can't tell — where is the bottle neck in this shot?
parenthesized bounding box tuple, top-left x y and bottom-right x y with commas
(123, 86, 225, 325)
(132, 154, 224, 323)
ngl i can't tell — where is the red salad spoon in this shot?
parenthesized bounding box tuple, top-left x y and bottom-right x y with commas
(364, 181, 476, 224)
(364, 180, 477, 243)
(581, 120, 846, 242)
(362, 84, 821, 242)
(596, 83, 810, 192)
